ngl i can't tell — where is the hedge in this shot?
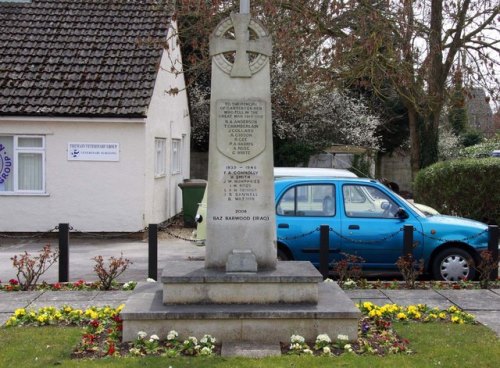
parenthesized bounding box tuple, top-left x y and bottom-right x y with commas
(414, 158, 500, 225)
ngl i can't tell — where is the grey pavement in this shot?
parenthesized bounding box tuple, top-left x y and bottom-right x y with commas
(0, 233, 499, 337)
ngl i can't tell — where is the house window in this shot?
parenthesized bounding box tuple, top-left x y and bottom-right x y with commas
(0, 135, 45, 193)
(154, 138, 166, 177)
(172, 139, 181, 174)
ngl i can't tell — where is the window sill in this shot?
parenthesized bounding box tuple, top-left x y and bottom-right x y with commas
(154, 174, 166, 179)
(0, 192, 50, 197)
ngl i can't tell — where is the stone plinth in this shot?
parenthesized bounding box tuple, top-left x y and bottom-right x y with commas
(121, 280, 361, 343)
(161, 261, 322, 304)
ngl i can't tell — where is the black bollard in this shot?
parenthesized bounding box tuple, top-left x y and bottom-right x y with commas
(148, 224, 158, 281)
(319, 225, 329, 279)
(58, 223, 69, 282)
(403, 225, 414, 257)
(488, 225, 499, 281)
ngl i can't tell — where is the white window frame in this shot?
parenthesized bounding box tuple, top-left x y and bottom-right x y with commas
(154, 138, 167, 178)
(171, 138, 181, 175)
(0, 135, 46, 194)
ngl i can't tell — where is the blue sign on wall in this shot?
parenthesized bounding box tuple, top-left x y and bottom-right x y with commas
(0, 143, 12, 186)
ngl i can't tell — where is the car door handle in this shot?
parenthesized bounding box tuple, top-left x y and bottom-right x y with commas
(278, 223, 289, 229)
(348, 225, 360, 230)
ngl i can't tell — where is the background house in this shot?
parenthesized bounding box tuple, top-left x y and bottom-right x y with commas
(0, 0, 191, 232)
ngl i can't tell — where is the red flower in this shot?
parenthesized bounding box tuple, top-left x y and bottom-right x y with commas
(5, 285, 13, 291)
(90, 320, 100, 328)
(52, 282, 62, 290)
(107, 343, 116, 355)
(9, 279, 18, 285)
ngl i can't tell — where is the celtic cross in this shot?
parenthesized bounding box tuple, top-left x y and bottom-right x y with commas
(209, 3, 272, 78)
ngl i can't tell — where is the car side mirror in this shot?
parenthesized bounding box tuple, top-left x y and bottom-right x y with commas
(395, 208, 409, 219)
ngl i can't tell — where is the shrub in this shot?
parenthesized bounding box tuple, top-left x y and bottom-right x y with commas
(11, 245, 59, 290)
(93, 253, 132, 290)
(414, 158, 500, 225)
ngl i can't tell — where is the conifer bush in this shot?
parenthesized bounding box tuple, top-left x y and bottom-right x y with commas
(414, 158, 500, 225)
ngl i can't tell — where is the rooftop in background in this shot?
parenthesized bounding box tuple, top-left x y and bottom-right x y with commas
(0, 0, 171, 118)
(273, 167, 357, 178)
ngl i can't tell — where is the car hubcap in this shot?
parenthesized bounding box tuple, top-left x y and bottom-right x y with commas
(440, 255, 470, 281)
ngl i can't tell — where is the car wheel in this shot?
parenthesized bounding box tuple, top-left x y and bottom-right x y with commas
(432, 248, 476, 281)
(278, 248, 290, 261)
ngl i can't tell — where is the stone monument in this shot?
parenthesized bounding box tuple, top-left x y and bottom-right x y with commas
(121, 1, 361, 355)
(205, 0, 276, 271)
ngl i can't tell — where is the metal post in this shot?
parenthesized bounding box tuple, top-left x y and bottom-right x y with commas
(488, 225, 498, 281)
(148, 224, 158, 281)
(319, 225, 329, 279)
(403, 225, 414, 257)
(58, 223, 69, 282)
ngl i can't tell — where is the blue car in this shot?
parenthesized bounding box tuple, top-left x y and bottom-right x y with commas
(275, 177, 489, 281)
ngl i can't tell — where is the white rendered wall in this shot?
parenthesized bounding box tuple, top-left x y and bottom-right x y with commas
(0, 119, 146, 232)
(144, 20, 191, 224)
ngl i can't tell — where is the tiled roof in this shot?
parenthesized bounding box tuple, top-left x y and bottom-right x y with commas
(0, 0, 171, 118)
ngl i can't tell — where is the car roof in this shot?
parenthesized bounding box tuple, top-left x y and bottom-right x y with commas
(273, 167, 357, 178)
(275, 176, 377, 188)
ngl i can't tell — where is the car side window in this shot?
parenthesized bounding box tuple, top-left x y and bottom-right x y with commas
(277, 184, 336, 217)
(343, 184, 399, 218)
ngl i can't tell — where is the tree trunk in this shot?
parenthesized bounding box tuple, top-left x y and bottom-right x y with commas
(408, 105, 420, 180)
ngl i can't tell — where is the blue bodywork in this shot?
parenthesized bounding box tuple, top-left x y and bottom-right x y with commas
(274, 177, 489, 275)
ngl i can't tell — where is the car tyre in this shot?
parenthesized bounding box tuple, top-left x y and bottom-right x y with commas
(278, 248, 290, 261)
(432, 248, 476, 281)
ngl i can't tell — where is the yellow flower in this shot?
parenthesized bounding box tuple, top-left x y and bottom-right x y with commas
(363, 302, 374, 311)
(451, 316, 460, 323)
(14, 308, 26, 317)
(396, 313, 407, 320)
(438, 312, 447, 319)
(64, 306, 73, 313)
(448, 306, 458, 313)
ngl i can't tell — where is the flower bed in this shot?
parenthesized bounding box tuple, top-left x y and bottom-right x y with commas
(0, 279, 137, 292)
(338, 278, 500, 290)
(3, 300, 477, 359)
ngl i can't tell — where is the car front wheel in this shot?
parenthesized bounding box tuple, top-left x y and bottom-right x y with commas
(278, 248, 291, 261)
(432, 248, 476, 281)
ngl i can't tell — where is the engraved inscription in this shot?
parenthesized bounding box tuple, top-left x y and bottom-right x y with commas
(216, 100, 265, 162)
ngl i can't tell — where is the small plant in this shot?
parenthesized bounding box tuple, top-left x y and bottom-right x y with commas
(11, 245, 59, 290)
(396, 254, 424, 289)
(92, 253, 132, 290)
(331, 253, 365, 287)
(476, 250, 498, 289)
(288, 334, 312, 355)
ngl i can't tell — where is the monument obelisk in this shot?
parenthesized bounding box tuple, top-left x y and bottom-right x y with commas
(205, 0, 276, 271)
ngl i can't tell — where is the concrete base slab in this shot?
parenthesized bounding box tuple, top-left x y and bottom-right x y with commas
(436, 290, 500, 311)
(221, 341, 281, 357)
(467, 310, 500, 337)
(382, 290, 453, 310)
(122, 281, 361, 344)
(161, 261, 322, 304)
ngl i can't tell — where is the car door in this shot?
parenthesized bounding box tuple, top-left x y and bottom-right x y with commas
(339, 183, 424, 271)
(276, 182, 342, 267)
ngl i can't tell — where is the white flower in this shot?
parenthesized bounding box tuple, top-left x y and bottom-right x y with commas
(316, 334, 331, 343)
(167, 330, 179, 341)
(337, 334, 349, 341)
(303, 348, 313, 355)
(146, 278, 156, 282)
(149, 334, 159, 341)
(290, 343, 302, 350)
(200, 346, 212, 355)
(129, 347, 143, 356)
(324, 278, 334, 283)
(123, 282, 130, 288)
(344, 343, 353, 352)
(323, 346, 331, 355)
(137, 331, 147, 339)
(291, 334, 305, 344)
(188, 336, 198, 344)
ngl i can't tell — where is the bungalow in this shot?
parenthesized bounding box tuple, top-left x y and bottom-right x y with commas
(0, 0, 191, 232)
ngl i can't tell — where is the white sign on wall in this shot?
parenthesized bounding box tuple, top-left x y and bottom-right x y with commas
(67, 142, 120, 162)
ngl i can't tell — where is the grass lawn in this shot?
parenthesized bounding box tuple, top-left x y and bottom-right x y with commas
(0, 323, 499, 367)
